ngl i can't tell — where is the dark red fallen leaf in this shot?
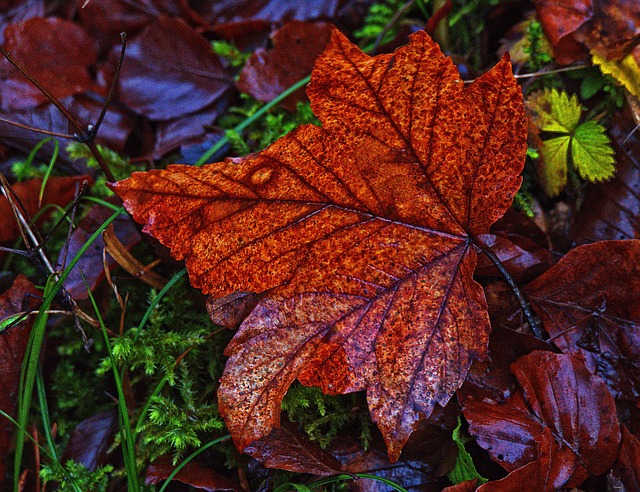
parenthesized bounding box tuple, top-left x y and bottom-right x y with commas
(145, 455, 243, 491)
(61, 410, 117, 471)
(464, 351, 620, 489)
(475, 235, 553, 282)
(612, 425, 640, 490)
(0, 17, 97, 111)
(202, 0, 341, 27)
(443, 479, 478, 492)
(483, 281, 524, 331)
(572, 112, 640, 243)
(59, 202, 141, 300)
(244, 423, 342, 476)
(475, 210, 554, 282)
(117, 16, 232, 121)
(77, 0, 201, 53)
(327, 402, 458, 491)
(238, 21, 332, 111)
(0, 0, 44, 44)
(0, 275, 40, 484)
(476, 427, 555, 492)
(0, 175, 91, 244)
(534, 0, 640, 64)
(526, 240, 640, 400)
(459, 324, 552, 404)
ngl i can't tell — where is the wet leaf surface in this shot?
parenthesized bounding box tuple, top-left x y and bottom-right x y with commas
(475, 210, 554, 282)
(612, 425, 640, 490)
(61, 410, 118, 471)
(59, 203, 141, 300)
(534, 0, 640, 64)
(464, 351, 621, 489)
(112, 27, 527, 460)
(117, 16, 232, 122)
(77, 0, 199, 53)
(526, 240, 640, 400)
(572, 112, 640, 242)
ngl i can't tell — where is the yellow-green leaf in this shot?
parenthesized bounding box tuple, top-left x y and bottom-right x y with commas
(592, 49, 640, 97)
(539, 135, 570, 196)
(527, 88, 581, 133)
(571, 120, 616, 182)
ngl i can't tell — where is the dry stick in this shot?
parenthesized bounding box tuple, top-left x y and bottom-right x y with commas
(0, 33, 128, 182)
(471, 233, 544, 340)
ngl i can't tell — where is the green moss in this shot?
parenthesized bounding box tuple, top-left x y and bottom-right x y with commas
(40, 460, 113, 492)
(282, 384, 372, 451)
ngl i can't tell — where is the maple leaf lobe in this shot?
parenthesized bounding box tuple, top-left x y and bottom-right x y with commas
(112, 27, 526, 461)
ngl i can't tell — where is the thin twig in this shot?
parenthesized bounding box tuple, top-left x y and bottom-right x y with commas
(0, 116, 76, 139)
(471, 234, 544, 339)
(0, 34, 129, 182)
(373, 0, 416, 54)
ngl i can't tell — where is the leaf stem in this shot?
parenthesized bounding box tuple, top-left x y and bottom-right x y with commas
(471, 234, 544, 339)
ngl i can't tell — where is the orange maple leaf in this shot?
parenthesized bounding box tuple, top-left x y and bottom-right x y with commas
(111, 27, 526, 461)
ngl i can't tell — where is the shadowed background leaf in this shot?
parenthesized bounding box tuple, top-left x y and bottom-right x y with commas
(465, 351, 621, 490)
(526, 240, 640, 400)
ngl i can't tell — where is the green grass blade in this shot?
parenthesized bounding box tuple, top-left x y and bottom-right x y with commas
(13, 207, 124, 491)
(134, 268, 187, 339)
(86, 281, 140, 492)
(194, 76, 310, 166)
(38, 139, 59, 206)
(158, 435, 230, 492)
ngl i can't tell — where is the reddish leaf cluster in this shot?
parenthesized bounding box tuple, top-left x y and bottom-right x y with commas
(0, 1, 343, 165)
(534, 0, 640, 64)
(111, 22, 640, 490)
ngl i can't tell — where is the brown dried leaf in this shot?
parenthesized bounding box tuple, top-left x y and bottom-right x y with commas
(145, 455, 242, 491)
(112, 27, 526, 461)
(0, 175, 91, 244)
(244, 423, 342, 476)
(534, 0, 640, 64)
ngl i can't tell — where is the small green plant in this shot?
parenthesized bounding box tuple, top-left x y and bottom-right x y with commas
(527, 88, 615, 196)
(66, 142, 136, 196)
(218, 96, 319, 156)
(211, 40, 251, 69)
(40, 460, 113, 492)
(282, 384, 372, 450)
